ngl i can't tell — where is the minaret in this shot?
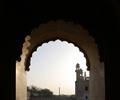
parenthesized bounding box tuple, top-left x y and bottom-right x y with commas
(75, 63, 84, 100)
(75, 63, 80, 81)
(75, 63, 83, 81)
(84, 72, 86, 80)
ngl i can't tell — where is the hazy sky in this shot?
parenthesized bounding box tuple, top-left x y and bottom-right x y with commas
(27, 39, 89, 95)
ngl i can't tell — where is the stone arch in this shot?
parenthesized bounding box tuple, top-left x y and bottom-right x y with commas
(23, 20, 99, 71)
(16, 20, 105, 100)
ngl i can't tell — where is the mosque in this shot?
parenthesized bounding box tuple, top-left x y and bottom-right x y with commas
(75, 63, 89, 100)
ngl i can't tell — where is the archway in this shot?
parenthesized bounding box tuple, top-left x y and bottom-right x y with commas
(27, 39, 90, 96)
(16, 20, 105, 100)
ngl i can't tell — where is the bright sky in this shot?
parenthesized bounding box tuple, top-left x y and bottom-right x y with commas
(27, 39, 89, 95)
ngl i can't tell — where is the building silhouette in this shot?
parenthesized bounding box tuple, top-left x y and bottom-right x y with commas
(75, 63, 89, 100)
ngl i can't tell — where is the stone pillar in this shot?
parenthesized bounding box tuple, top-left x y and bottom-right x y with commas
(89, 59, 105, 100)
(98, 62, 105, 100)
(16, 35, 31, 100)
(16, 61, 27, 100)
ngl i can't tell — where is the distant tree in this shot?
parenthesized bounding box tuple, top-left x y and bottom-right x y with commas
(27, 86, 53, 97)
(27, 86, 41, 97)
(27, 86, 30, 91)
(39, 89, 53, 97)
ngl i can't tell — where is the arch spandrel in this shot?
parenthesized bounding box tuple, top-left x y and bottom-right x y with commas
(23, 20, 100, 71)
